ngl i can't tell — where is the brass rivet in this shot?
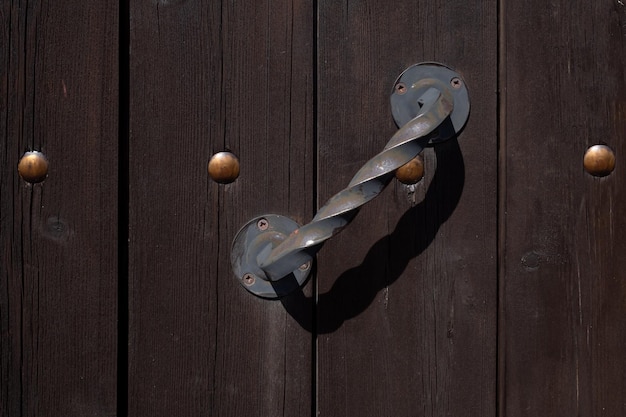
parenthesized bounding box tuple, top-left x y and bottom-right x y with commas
(18, 151, 49, 183)
(208, 151, 240, 184)
(395, 155, 424, 184)
(583, 145, 615, 177)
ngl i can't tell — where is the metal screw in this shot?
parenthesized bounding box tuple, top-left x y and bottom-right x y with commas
(450, 77, 462, 89)
(243, 273, 255, 286)
(299, 261, 311, 271)
(395, 82, 407, 95)
(257, 218, 269, 231)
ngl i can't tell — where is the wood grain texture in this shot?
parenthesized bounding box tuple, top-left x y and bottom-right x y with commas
(502, 1, 626, 415)
(127, 1, 314, 415)
(0, 1, 119, 416)
(315, 1, 498, 416)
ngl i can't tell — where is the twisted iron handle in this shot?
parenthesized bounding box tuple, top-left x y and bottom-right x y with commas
(231, 63, 469, 298)
(260, 87, 454, 280)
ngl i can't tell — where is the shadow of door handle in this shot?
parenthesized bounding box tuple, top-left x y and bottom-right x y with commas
(231, 63, 470, 298)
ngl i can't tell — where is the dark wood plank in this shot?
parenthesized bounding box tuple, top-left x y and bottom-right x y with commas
(502, 1, 626, 415)
(127, 1, 314, 415)
(0, 1, 119, 416)
(315, 1, 498, 416)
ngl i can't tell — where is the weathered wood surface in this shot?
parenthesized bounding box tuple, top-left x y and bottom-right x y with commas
(0, 1, 119, 416)
(127, 1, 315, 415)
(5, 1, 626, 415)
(501, 1, 626, 415)
(313, 1, 498, 416)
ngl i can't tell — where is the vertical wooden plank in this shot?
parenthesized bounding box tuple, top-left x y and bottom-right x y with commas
(503, 1, 626, 415)
(127, 1, 314, 415)
(316, 1, 498, 416)
(0, 1, 119, 416)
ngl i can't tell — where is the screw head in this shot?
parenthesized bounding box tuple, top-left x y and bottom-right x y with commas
(299, 261, 311, 271)
(450, 77, 462, 89)
(395, 82, 407, 95)
(242, 273, 255, 286)
(257, 218, 269, 231)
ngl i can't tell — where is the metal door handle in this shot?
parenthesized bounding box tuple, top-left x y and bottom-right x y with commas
(231, 63, 470, 298)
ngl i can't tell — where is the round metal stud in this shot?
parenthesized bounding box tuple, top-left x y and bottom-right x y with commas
(18, 151, 49, 183)
(583, 145, 615, 177)
(396, 155, 424, 184)
(208, 151, 240, 184)
(231, 214, 312, 299)
(390, 62, 470, 144)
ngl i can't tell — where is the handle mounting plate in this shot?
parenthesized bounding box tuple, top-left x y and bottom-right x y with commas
(231, 214, 311, 298)
(391, 63, 470, 144)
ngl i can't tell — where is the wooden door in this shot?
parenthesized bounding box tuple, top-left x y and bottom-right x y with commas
(1, 1, 625, 417)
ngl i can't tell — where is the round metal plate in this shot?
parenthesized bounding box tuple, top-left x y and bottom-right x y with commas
(231, 214, 312, 299)
(390, 62, 470, 144)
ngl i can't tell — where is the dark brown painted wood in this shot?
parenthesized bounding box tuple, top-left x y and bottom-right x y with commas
(6, 1, 626, 415)
(127, 1, 314, 415)
(502, 1, 626, 415)
(315, 1, 498, 416)
(0, 1, 119, 416)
